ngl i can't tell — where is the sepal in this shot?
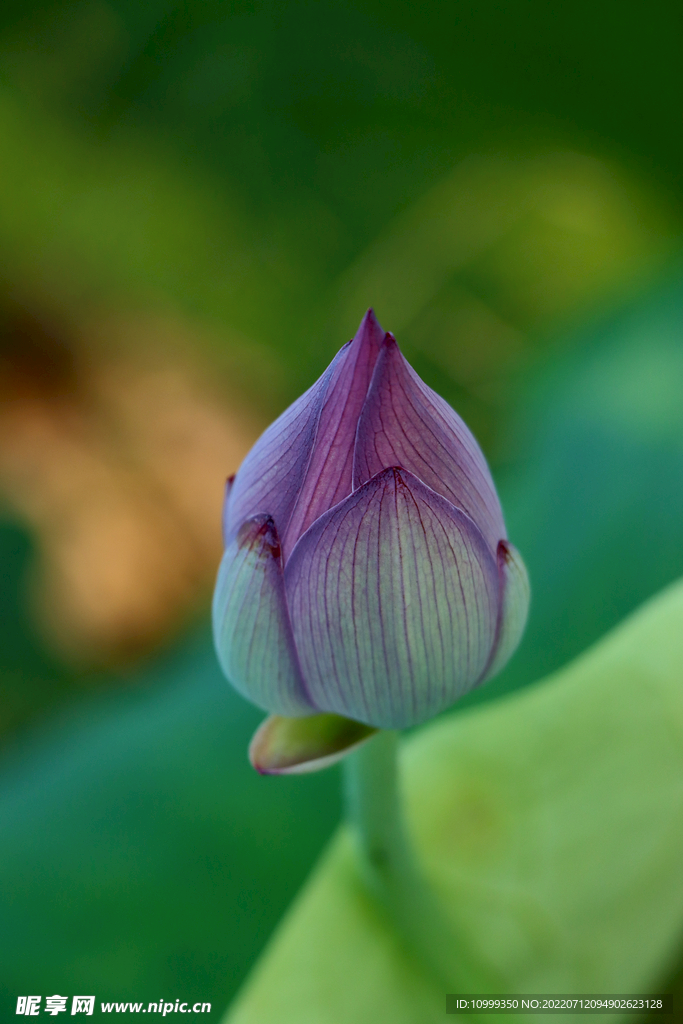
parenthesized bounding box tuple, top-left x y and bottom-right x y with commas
(249, 713, 377, 775)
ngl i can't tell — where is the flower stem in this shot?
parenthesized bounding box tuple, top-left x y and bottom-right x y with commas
(343, 729, 497, 992)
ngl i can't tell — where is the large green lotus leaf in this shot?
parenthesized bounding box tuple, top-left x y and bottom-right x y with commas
(225, 578, 683, 1023)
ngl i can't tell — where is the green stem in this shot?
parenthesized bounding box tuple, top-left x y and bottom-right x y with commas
(343, 729, 497, 992)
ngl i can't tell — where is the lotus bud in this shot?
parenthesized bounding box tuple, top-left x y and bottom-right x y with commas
(213, 311, 529, 769)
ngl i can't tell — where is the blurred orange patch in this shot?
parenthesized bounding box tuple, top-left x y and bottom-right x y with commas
(0, 305, 263, 667)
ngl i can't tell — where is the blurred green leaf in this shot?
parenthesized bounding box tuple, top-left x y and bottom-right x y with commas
(226, 578, 683, 1023)
(0, 631, 340, 1016)
(476, 271, 683, 705)
(0, 519, 73, 731)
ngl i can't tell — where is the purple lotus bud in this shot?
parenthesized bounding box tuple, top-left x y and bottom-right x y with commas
(213, 310, 529, 735)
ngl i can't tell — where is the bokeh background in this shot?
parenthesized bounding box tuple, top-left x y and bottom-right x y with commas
(1, 0, 683, 1017)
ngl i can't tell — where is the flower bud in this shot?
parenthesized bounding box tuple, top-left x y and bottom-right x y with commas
(213, 310, 529, 736)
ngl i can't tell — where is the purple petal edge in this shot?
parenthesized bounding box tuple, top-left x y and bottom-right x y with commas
(225, 309, 385, 562)
(221, 474, 236, 546)
(283, 309, 385, 555)
(353, 334, 505, 553)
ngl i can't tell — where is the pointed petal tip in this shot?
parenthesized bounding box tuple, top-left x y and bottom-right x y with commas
(380, 332, 407, 360)
(352, 328, 506, 550)
(248, 713, 378, 775)
(497, 539, 515, 568)
(213, 512, 313, 716)
(482, 540, 530, 683)
(236, 514, 281, 561)
(354, 307, 385, 346)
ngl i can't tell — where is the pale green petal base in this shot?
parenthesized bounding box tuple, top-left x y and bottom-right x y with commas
(225, 577, 683, 1023)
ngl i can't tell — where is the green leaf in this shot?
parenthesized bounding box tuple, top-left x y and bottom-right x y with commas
(225, 578, 683, 1023)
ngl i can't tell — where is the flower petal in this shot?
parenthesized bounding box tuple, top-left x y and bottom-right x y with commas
(222, 356, 342, 549)
(482, 540, 530, 682)
(212, 515, 313, 716)
(284, 309, 385, 554)
(285, 467, 500, 729)
(225, 310, 384, 561)
(221, 474, 236, 546)
(249, 713, 377, 775)
(353, 335, 505, 553)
